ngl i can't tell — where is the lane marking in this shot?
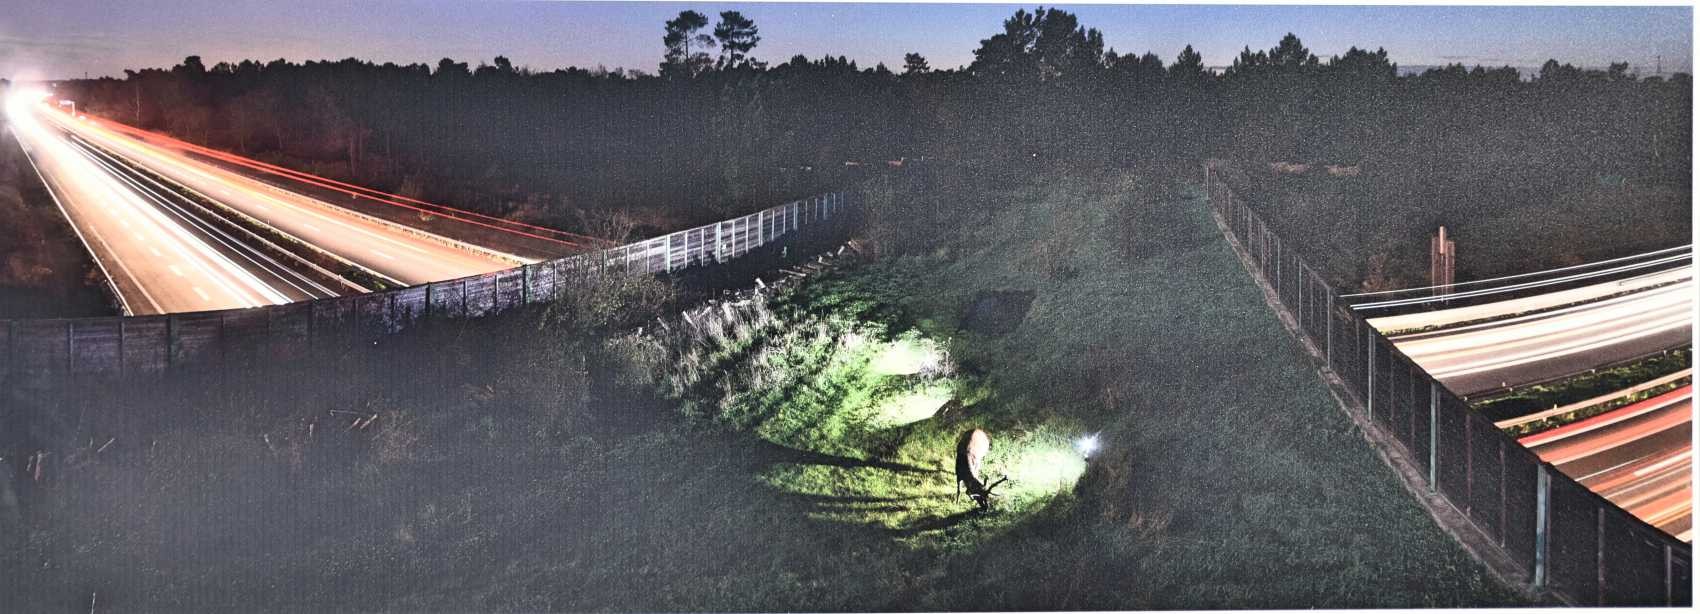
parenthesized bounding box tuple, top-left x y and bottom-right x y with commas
(69, 122, 471, 269)
(55, 113, 519, 287)
(1634, 449, 1694, 478)
(193, 286, 211, 301)
(69, 140, 273, 308)
(150, 247, 162, 257)
(371, 249, 395, 261)
(80, 140, 348, 299)
(169, 265, 184, 277)
(9, 123, 154, 314)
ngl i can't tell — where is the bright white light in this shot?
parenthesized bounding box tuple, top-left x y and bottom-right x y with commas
(870, 337, 942, 376)
(1075, 434, 1100, 458)
(4, 86, 51, 119)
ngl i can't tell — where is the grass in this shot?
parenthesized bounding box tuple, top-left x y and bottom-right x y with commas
(0, 167, 1525, 611)
(1482, 348, 1692, 435)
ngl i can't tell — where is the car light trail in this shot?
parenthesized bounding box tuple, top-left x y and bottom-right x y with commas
(8, 101, 290, 311)
(1388, 281, 1691, 393)
(68, 134, 342, 299)
(1522, 387, 1693, 541)
(35, 103, 519, 288)
(1518, 386, 1691, 452)
(1343, 244, 1692, 300)
(78, 113, 603, 250)
(1370, 266, 1692, 334)
(1495, 368, 1693, 429)
(1351, 251, 1692, 310)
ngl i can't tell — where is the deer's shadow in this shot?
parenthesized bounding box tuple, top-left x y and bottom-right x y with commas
(753, 441, 942, 476)
(889, 509, 979, 537)
(751, 439, 989, 536)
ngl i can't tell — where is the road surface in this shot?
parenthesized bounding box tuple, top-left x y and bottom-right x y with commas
(1369, 266, 1692, 333)
(8, 99, 300, 314)
(36, 104, 519, 288)
(1385, 281, 1693, 396)
(1522, 386, 1692, 541)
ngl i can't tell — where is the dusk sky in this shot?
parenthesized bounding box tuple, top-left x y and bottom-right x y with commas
(1, 2, 1691, 81)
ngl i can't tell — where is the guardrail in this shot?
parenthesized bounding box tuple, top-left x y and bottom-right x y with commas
(1204, 162, 1690, 606)
(0, 192, 854, 384)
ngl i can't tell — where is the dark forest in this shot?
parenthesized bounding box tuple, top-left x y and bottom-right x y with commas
(54, 8, 1692, 245)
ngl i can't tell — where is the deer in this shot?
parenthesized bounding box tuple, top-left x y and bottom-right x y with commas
(955, 429, 1008, 511)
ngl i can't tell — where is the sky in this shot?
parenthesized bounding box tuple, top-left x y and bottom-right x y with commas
(0, 1, 1691, 81)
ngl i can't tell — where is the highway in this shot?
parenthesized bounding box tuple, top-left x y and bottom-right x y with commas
(1497, 368, 1693, 430)
(1368, 265, 1692, 334)
(1521, 386, 1692, 541)
(93, 117, 598, 261)
(1383, 280, 1693, 396)
(37, 105, 521, 288)
(8, 97, 299, 314)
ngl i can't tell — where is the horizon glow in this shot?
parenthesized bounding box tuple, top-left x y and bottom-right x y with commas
(0, 2, 1690, 81)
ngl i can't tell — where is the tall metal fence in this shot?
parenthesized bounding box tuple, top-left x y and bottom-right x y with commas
(0, 192, 853, 385)
(1204, 163, 1690, 606)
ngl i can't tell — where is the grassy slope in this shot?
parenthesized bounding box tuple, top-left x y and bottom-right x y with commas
(829, 170, 1522, 609)
(1, 170, 1523, 611)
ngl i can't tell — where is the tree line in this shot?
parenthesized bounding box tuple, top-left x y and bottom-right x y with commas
(53, 7, 1691, 236)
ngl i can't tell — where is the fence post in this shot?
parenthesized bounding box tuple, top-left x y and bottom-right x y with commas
(65, 320, 74, 376)
(1429, 380, 1439, 491)
(165, 316, 177, 368)
(1366, 331, 1376, 420)
(1296, 264, 1305, 332)
(1500, 440, 1508, 546)
(269, 306, 283, 363)
(1535, 465, 1551, 587)
(1666, 543, 1674, 606)
(1465, 409, 1474, 510)
(1325, 293, 1333, 366)
(1596, 507, 1606, 605)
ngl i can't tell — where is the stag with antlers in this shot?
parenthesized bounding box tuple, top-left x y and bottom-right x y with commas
(955, 429, 1008, 511)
